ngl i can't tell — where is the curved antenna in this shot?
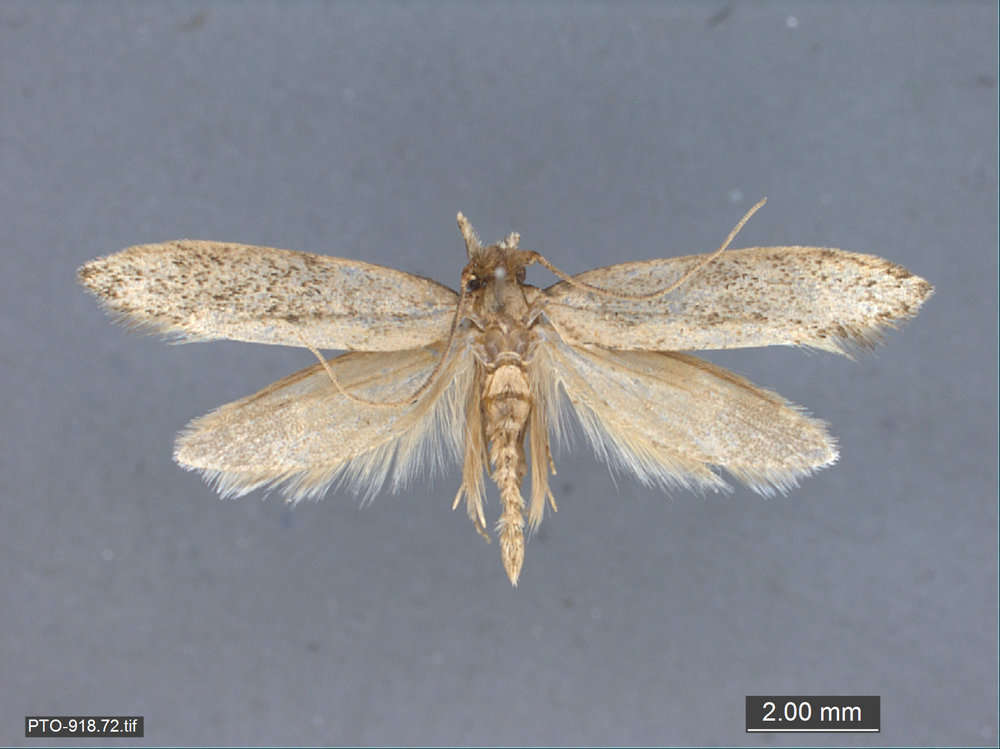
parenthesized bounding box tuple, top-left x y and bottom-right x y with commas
(304, 214, 491, 407)
(297, 281, 471, 409)
(533, 197, 767, 301)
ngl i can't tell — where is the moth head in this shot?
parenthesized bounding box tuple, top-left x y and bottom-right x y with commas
(461, 244, 533, 294)
(457, 212, 533, 295)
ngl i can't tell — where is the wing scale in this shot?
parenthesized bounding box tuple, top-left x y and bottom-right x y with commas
(536, 331, 838, 495)
(174, 343, 474, 501)
(543, 247, 933, 354)
(79, 240, 458, 350)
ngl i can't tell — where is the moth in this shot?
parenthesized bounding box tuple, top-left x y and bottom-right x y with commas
(78, 200, 932, 585)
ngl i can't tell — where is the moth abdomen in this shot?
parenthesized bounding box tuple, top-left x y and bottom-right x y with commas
(483, 360, 533, 586)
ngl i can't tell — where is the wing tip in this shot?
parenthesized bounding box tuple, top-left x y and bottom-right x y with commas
(79, 251, 210, 343)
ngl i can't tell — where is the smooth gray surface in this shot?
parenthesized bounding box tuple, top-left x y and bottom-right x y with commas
(3, 2, 996, 746)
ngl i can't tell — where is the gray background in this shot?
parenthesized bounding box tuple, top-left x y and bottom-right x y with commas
(3, 2, 996, 746)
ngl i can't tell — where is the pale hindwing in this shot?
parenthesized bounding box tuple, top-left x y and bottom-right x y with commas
(537, 334, 838, 494)
(543, 247, 933, 354)
(78, 241, 459, 350)
(174, 343, 474, 501)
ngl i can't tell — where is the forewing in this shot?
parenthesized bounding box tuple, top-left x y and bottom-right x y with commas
(537, 332, 838, 494)
(174, 343, 474, 501)
(543, 247, 933, 354)
(78, 240, 458, 350)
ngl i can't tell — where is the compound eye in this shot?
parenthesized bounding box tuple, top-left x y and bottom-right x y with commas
(465, 275, 483, 292)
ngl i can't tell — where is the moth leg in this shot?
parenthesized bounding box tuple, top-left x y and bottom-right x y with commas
(452, 366, 490, 542)
(527, 400, 557, 530)
(452, 486, 490, 541)
(473, 510, 491, 542)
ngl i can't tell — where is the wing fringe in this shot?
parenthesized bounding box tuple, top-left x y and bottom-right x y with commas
(174, 348, 474, 503)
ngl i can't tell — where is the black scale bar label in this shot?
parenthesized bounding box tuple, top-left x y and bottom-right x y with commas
(746, 696, 879, 732)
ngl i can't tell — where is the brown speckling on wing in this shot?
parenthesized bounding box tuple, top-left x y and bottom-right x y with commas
(78, 240, 458, 351)
(542, 247, 933, 354)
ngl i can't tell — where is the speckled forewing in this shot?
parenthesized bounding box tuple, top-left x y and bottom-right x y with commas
(538, 332, 838, 494)
(78, 241, 459, 350)
(542, 247, 933, 354)
(173, 343, 474, 501)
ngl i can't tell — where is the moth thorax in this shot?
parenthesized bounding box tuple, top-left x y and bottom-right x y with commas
(480, 324, 535, 363)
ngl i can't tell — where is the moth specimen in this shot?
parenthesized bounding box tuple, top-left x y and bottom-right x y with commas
(79, 201, 932, 585)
